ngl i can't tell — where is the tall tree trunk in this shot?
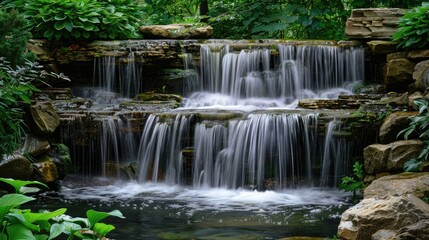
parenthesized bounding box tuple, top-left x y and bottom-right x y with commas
(200, 0, 209, 23)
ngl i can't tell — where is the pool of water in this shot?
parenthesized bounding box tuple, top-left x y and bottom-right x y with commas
(29, 178, 351, 239)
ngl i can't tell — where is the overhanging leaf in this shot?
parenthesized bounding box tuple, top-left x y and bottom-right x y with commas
(86, 209, 124, 228)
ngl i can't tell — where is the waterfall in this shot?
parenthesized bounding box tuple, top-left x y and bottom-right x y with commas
(100, 116, 138, 177)
(93, 51, 142, 99)
(137, 114, 193, 184)
(184, 43, 364, 107)
(137, 113, 320, 189)
(319, 120, 353, 188)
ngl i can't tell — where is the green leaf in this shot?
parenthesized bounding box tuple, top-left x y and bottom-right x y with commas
(64, 21, 73, 32)
(48, 223, 66, 240)
(54, 14, 66, 21)
(6, 213, 41, 232)
(0, 178, 48, 194)
(22, 208, 67, 224)
(86, 209, 124, 228)
(44, 29, 54, 39)
(0, 194, 34, 219)
(404, 159, 422, 172)
(54, 21, 65, 31)
(7, 223, 36, 240)
(35, 234, 49, 240)
(94, 222, 115, 236)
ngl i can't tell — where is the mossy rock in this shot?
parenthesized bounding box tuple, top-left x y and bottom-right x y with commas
(134, 92, 182, 103)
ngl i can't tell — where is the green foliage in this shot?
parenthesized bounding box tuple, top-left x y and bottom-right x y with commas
(392, 2, 429, 50)
(398, 99, 429, 171)
(339, 162, 365, 201)
(3, 0, 144, 40)
(0, 59, 41, 156)
(0, 177, 125, 240)
(0, 9, 33, 68)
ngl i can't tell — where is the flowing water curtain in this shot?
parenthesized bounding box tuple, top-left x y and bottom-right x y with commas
(191, 43, 364, 101)
(100, 116, 138, 177)
(93, 52, 142, 99)
(137, 114, 193, 184)
(192, 113, 319, 189)
(319, 120, 353, 188)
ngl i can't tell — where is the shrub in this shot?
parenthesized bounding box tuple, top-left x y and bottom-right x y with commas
(4, 0, 144, 40)
(392, 2, 429, 50)
(0, 9, 33, 67)
(398, 99, 429, 171)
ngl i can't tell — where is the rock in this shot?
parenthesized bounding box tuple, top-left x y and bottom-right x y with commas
(364, 140, 423, 175)
(47, 144, 72, 179)
(364, 172, 429, 199)
(387, 92, 408, 107)
(346, 9, 405, 39)
(359, 84, 385, 94)
(420, 161, 429, 172)
(0, 155, 33, 180)
(20, 134, 51, 157)
(371, 229, 397, 240)
(379, 111, 417, 144)
(394, 219, 429, 239)
(30, 101, 60, 135)
(139, 24, 213, 39)
(134, 92, 182, 102)
(408, 91, 423, 110)
(386, 52, 407, 62)
(408, 49, 429, 60)
(337, 194, 429, 240)
(367, 41, 397, 55)
(34, 155, 59, 183)
(413, 60, 429, 91)
(384, 58, 416, 92)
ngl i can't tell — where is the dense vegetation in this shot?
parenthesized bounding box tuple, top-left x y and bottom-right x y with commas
(1, 0, 425, 40)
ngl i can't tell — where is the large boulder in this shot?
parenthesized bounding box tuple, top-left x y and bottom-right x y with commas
(367, 41, 397, 55)
(413, 60, 429, 91)
(364, 172, 429, 199)
(139, 24, 213, 39)
(20, 134, 51, 157)
(33, 155, 59, 184)
(29, 101, 60, 135)
(0, 155, 33, 180)
(338, 194, 429, 240)
(378, 111, 417, 144)
(384, 57, 416, 92)
(363, 140, 424, 175)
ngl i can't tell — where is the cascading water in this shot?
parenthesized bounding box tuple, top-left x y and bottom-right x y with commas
(51, 41, 373, 239)
(184, 43, 364, 107)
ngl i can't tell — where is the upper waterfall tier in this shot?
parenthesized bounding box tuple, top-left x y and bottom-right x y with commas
(183, 42, 364, 108)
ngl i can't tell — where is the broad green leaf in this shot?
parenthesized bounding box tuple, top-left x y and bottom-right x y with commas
(48, 223, 66, 240)
(35, 234, 49, 240)
(7, 223, 36, 240)
(22, 208, 67, 223)
(0, 194, 34, 219)
(0, 178, 48, 194)
(64, 21, 74, 32)
(6, 213, 40, 231)
(0, 233, 7, 240)
(86, 209, 124, 228)
(54, 14, 66, 21)
(94, 222, 115, 236)
(54, 21, 65, 31)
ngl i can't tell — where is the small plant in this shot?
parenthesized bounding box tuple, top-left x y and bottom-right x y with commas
(398, 99, 429, 172)
(0, 177, 125, 239)
(339, 162, 365, 201)
(392, 2, 429, 50)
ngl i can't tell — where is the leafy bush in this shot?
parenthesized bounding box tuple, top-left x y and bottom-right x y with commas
(3, 0, 144, 40)
(392, 2, 429, 50)
(398, 99, 429, 171)
(0, 177, 125, 239)
(0, 9, 33, 67)
(339, 162, 365, 201)
(0, 59, 40, 156)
